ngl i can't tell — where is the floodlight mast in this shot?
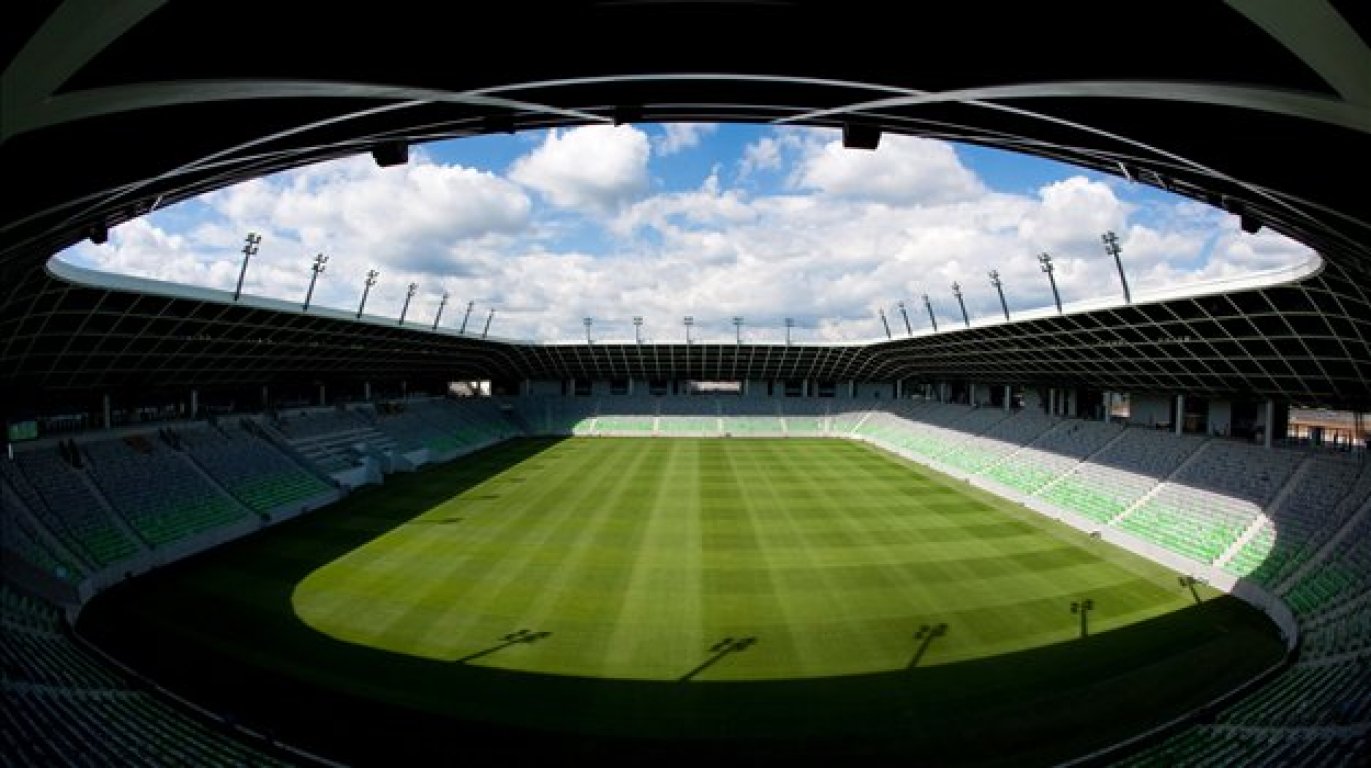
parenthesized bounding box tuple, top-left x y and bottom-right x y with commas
(302, 253, 327, 311)
(584, 317, 593, 344)
(923, 294, 939, 332)
(898, 301, 913, 336)
(432, 291, 449, 330)
(879, 308, 892, 339)
(482, 308, 494, 338)
(356, 269, 379, 319)
(953, 282, 969, 328)
(1102, 231, 1131, 304)
(733, 316, 744, 344)
(459, 301, 475, 335)
(399, 282, 417, 325)
(989, 270, 1009, 321)
(233, 232, 261, 301)
(633, 316, 643, 344)
(784, 317, 794, 346)
(1039, 253, 1062, 314)
(684, 316, 694, 344)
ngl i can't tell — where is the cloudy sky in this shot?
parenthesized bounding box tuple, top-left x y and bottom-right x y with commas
(59, 124, 1314, 343)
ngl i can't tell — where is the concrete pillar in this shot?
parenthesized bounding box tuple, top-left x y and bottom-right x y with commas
(849, 380, 856, 399)
(1175, 394, 1185, 435)
(401, 380, 408, 399)
(261, 385, 269, 410)
(364, 381, 372, 401)
(1102, 392, 1111, 422)
(969, 382, 977, 406)
(1004, 385, 1011, 413)
(190, 389, 199, 419)
(1048, 388, 1056, 416)
(103, 394, 111, 430)
(319, 384, 326, 406)
(1265, 399, 1275, 449)
(629, 379, 636, 396)
(896, 379, 904, 400)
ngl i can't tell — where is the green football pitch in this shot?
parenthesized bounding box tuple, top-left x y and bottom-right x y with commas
(81, 437, 1284, 764)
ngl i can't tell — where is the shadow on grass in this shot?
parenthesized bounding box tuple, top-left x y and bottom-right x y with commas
(79, 438, 1287, 768)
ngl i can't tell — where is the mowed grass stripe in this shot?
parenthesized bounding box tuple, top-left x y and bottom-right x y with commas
(603, 440, 706, 678)
(293, 438, 1204, 681)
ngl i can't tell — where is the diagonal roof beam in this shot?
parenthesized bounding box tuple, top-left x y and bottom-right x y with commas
(776, 81, 1371, 134)
(1228, 0, 1371, 107)
(1, 0, 166, 136)
(3, 79, 612, 142)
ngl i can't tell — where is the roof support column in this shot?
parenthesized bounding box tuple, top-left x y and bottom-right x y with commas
(261, 385, 269, 411)
(969, 382, 977, 406)
(896, 379, 903, 400)
(364, 381, 372, 401)
(102, 393, 111, 430)
(190, 389, 198, 420)
(1265, 400, 1275, 449)
(319, 384, 326, 407)
(1102, 392, 1111, 422)
(849, 380, 856, 399)
(1175, 395, 1185, 435)
(1004, 385, 1011, 413)
(1048, 388, 1056, 416)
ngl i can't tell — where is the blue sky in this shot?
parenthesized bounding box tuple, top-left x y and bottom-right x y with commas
(60, 123, 1313, 342)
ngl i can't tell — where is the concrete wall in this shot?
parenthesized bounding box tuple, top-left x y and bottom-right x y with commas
(1208, 400, 1233, 437)
(527, 380, 564, 397)
(854, 382, 892, 400)
(1130, 394, 1172, 428)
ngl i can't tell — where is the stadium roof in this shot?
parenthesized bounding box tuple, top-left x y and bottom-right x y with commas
(2, 1, 1369, 406)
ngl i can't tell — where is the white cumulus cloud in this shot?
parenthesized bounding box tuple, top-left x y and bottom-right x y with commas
(509, 125, 650, 215)
(793, 131, 986, 205)
(654, 123, 717, 156)
(57, 126, 1316, 344)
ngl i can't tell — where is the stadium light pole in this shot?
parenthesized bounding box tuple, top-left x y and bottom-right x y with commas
(923, 293, 939, 333)
(633, 316, 643, 344)
(356, 269, 379, 319)
(879, 308, 892, 339)
(584, 316, 593, 344)
(684, 316, 694, 345)
(1102, 231, 1131, 304)
(733, 316, 744, 344)
(302, 253, 327, 311)
(785, 317, 794, 346)
(482, 308, 494, 338)
(233, 232, 261, 301)
(459, 300, 475, 335)
(432, 291, 449, 330)
(898, 301, 913, 336)
(989, 270, 1009, 321)
(399, 282, 417, 325)
(952, 282, 970, 328)
(1039, 253, 1062, 314)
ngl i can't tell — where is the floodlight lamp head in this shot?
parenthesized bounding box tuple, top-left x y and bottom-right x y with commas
(841, 122, 881, 150)
(370, 141, 409, 168)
